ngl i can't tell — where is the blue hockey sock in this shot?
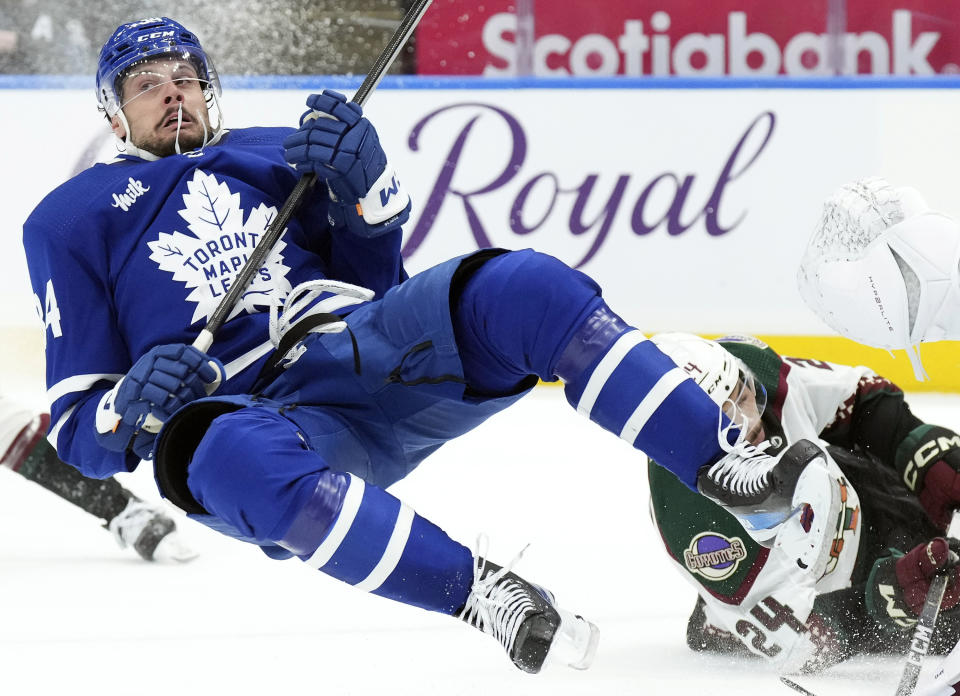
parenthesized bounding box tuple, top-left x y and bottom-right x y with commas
(555, 306, 733, 490)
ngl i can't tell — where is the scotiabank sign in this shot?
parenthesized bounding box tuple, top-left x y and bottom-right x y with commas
(416, 0, 960, 76)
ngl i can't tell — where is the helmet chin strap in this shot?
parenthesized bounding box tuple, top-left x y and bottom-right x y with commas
(174, 103, 184, 155)
(113, 108, 162, 162)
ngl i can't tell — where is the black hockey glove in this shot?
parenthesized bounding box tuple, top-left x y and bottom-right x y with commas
(896, 425, 960, 531)
(865, 538, 960, 631)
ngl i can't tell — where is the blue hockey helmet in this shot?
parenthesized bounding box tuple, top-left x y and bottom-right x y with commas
(96, 17, 221, 117)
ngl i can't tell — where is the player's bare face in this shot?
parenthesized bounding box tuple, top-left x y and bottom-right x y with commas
(117, 59, 211, 157)
(724, 380, 765, 446)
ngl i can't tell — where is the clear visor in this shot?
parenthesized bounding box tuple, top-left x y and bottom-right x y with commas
(722, 369, 767, 446)
(100, 49, 221, 116)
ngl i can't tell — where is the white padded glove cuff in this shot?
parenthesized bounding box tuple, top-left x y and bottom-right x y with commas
(95, 379, 125, 435)
(357, 162, 410, 225)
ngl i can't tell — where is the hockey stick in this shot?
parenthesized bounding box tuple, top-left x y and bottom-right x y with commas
(924, 627, 960, 695)
(894, 569, 950, 696)
(192, 0, 434, 353)
(780, 676, 817, 696)
(780, 572, 948, 696)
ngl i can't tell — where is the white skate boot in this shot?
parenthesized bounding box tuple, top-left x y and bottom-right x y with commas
(108, 499, 198, 562)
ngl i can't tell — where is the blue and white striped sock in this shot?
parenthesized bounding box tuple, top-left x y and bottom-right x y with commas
(556, 306, 731, 489)
(279, 471, 474, 613)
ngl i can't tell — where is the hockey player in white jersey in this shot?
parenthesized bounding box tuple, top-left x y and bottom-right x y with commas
(22, 16, 811, 672)
(648, 333, 960, 673)
(0, 394, 193, 562)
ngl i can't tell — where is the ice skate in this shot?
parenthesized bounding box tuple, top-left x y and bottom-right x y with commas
(698, 439, 780, 507)
(458, 550, 599, 674)
(108, 499, 198, 563)
(697, 439, 821, 546)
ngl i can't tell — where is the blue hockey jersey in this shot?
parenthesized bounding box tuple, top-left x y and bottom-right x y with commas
(23, 127, 407, 478)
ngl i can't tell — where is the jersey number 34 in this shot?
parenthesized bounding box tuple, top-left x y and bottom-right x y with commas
(34, 279, 63, 340)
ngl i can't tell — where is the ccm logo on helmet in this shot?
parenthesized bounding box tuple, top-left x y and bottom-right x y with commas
(138, 31, 175, 42)
(903, 434, 960, 490)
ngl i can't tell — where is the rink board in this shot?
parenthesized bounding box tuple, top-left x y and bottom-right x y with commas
(2, 76, 960, 391)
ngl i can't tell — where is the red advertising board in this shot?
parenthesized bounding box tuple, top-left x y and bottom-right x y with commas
(415, 0, 960, 76)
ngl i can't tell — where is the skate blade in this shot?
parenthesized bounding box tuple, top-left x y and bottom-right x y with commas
(547, 610, 600, 671)
(151, 533, 200, 563)
(732, 503, 807, 547)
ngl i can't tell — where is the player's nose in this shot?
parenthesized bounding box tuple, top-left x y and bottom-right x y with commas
(162, 90, 184, 105)
(157, 79, 187, 104)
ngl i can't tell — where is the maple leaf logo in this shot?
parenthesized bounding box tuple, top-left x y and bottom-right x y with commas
(148, 169, 293, 325)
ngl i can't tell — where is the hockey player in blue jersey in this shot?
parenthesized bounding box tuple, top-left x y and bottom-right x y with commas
(23, 16, 806, 673)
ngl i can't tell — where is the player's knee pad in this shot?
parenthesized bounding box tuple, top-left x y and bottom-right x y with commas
(185, 407, 337, 542)
(453, 249, 603, 392)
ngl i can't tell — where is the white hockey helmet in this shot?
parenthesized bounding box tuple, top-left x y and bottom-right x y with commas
(797, 177, 960, 380)
(651, 333, 766, 443)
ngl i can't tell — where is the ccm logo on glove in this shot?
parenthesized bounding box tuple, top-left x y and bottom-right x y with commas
(903, 429, 960, 490)
(899, 426, 960, 531)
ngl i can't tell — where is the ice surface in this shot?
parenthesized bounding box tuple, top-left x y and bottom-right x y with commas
(1, 370, 958, 695)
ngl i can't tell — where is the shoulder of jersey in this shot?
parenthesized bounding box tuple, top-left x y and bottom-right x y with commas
(28, 161, 145, 221)
(715, 334, 770, 350)
(220, 125, 295, 147)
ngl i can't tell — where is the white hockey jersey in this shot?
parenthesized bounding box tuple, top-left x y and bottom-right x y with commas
(649, 335, 890, 671)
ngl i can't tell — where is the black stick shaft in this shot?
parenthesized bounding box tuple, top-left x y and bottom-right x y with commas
(353, 0, 434, 107)
(194, 0, 434, 352)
